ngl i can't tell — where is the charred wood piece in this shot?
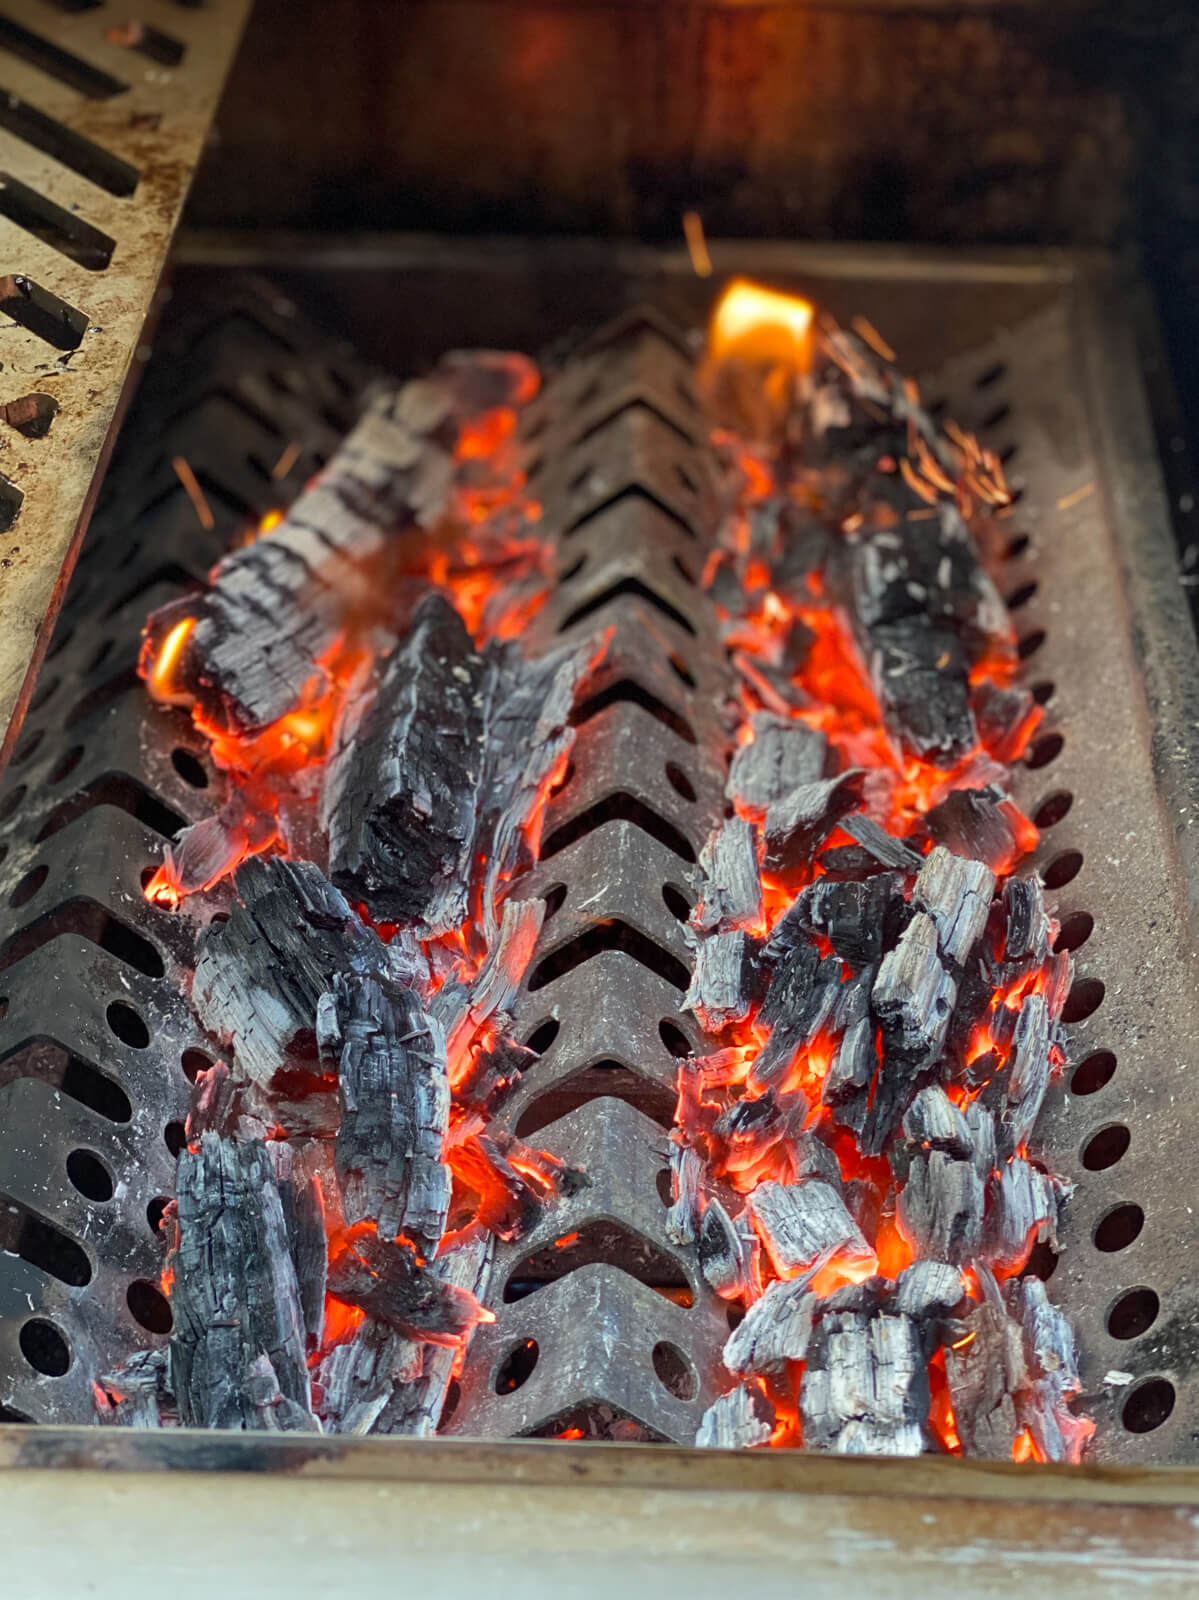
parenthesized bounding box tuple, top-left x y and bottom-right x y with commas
(893, 1260, 965, 1321)
(797, 872, 908, 970)
(901, 1085, 974, 1160)
(694, 816, 764, 934)
(762, 770, 865, 885)
(698, 1200, 759, 1300)
(169, 1133, 317, 1432)
(192, 856, 390, 1089)
(747, 1178, 873, 1278)
(914, 845, 995, 967)
(749, 947, 842, 1091)
(695, 1382, 775, 1449)
(326, 1229, 489, 1345)
(896, 1149, 984, 1265)
(867, 620, 977, 768)
(1002, 994, 1051, 1156)
(872, 912, 957, 1064)
(801, 1309, 928, 1456)
(723, 1274, 817, 1375)
(683, 929, 758, 1032)
(839, 813, 924, 874)
(1002, 876, 1051, 966)
(985, 1156, 1060, 1270)
(726, 713, 827, 811)
(944, 1287, 1029, 1459)
(1016, 1277, 1090, 1463)
(665, 1143, 704, 1247)
(95, 1348, 171, 1428)
(925, 786, 1023, 874)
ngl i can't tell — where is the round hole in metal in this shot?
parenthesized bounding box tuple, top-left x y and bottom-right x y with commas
(171, 747, 209, 789)
(164, 1121, 187, 1158)
(1094, 1202, 1144, 1252)
(1033, 791, 1073, 828)
(1082, 1123, 1129, 1171)
(19, 1318, 70, 1377)
(107, 1000, 149, 1048)
(1042, 849, 1083, 889)
(524, 1019, 560, 1056)
(1026, 732, 1063, 769)
(48, 746, 83, 785)
(440, 1379, 461, 1425)
(1107, 1288, 1159, 1341)
(1030, 681, 1056, 707)
(66, 1148, 113, 1202)
(181, 1047, 213, 1083)
(11, 727, 43, 766)
(1005, 532, 1031, 560)
(1062, 977, 1105, 1024)
(1071, 1051, 1116, 1095)
(662, 883, 692, 921)
(0, 784, 27, 822)
(659, 1018, 691, 1058)
(1122, 1378, 1175, 1434)
(147, 1196, 170, 1236)
(127, 1278, 173, 1335)
(1017, 628, 1046, 661)
(665, 762, 696, 802)
(656, 1168, 673, 1206)
(1007, 580, 1038, 611)
(541, 883, 567, 921)
(668, 654, 696, 688)
(652, 1341, 697, 1401)
(1054, 912, 1094, 953)
(9, 864, 47, 909)
(494, 1338, 539, 1395)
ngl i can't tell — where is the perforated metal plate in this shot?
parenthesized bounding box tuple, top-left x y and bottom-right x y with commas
(0, 0, 251, 763)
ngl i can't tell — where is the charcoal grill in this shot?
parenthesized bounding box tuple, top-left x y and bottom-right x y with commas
(0, 238, 1194, 1468)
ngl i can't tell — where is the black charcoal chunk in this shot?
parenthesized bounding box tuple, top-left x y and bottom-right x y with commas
(322, 591, 488, 936)
(897, 1149, 984, 1265)
(974, 681, 1038, 763)
(726, 713, 827, 810)
(326, 1230, 486, 1344)
(724, 1275, 817, 1374)
(762, 770, 865, 884)
(695, 1382, 775, 1449)
(868, 619, 977, 767)
(192, 856, 388, 1089)
(750, 949, 842, 1090)
(169, 1133, 317, 1432)
(329, 971, 451, 1252)
(698, 1200, 758, 1300)
(872, 912, 957, 1063)
(684, 929, 758, 1031)
(1002, 876, 1051, 965)
(925, 786, 1019, 873)
(914, 845, 995, 967)
(894, 1260, 965, 1320)
(694, 816, 763, 934)
(799, 872, 907, 970)
(839, 813, 924, 873)
(747, 1178, 872, 1277)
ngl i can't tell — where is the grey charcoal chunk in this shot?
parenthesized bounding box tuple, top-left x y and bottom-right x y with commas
(901, 1085, 974, 1159)
(1014, 1277, 1088, 1463)
(964, 1100, 997, 1184)
(761, 770, 866, 885)
(329, 971, 451, 1252)
(945, 1292, 1028, 1459)
(1002, 876, 1051, 964)
(840, 814, 925, 873)
(723, 1275, 816, 1375)
(694, 816, 764, 934)
(96, 1348, 171, 1429)
(321, 591, 489, 937)
(683, 929, 757, 1031)
(893, 1260, 965, 1320)
(872, 912, 957, 1062)
(1003, 995, 1051, 1154)
(801, 1310, 927, 1455)
(432, 897, 545, 1061)
(747, 1179, 872, 1277)
(325, 1229, 487, 1345)
(798, 873, 906, 970)
(192, 855, 387, 1088)
(824, 1015, 876, 1110)
(665, 1144, 703, 1247)
(914, 845, 995, 966)
(317, 1319, 423, 1437)
(696, 1383, 776, 1449)
(726, 713, 827, 810)
(897, 1149, 984, 1265)
(169, 1133, 317, 1432)
(698, 1200, 758, 1300)
(986, 1156, 1058, 1268)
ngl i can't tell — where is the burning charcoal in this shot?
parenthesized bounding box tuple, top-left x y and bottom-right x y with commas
(839, 813, 925, 873)
(762, 770, 865, 885)
(914, 846, 995, 967)
(867, 620, 977, 767)
(326, 1228, 490, 1345)
(169, 1133, 317, 1431)
(986, 1156, 1059, 1270)
(749, 948, 842, 1091)
(747, 1178, 873, 1278)
(964, 1099, 997, 1184)
(455, 1031, 536, 1111)
(683, 928, 757, 1032)
(944, 1287, 1028, 1459)
(896, 1149, 983, 1265)
(798, 872, 907, 970)
(726, 713, 827, 811)
(326, 970, 451, 1252)
(1002, 876, 1051, 965)
(434, 898, 545, 1066)
(665, 1143, 703, 1247)
(893, 1260, 965, 1321)
(698, 1200, 758, 1300)
(973, 681, 1040, 764)
(321, 591, 489, 936)
(723, 1274, 816, 1376)
(695, 1382, 776, 1449)
(450, 1127, 586, 1242)
(269, 1142, 328, 1348)
(801, 1309, 928, 1455)
(317, 1319, 424, 1436)
(924, 786, 1023, 874)
(823, 1013, 876, 1135)
(95, 1348, 171, 1429)
(694, 816, 764, 934)
(901, 1085, 973, 1159)
(794, 1132, 844, 1190)
(192, 856, 389, 1088)
(1002, 994, 1050, 1155)
(1014, 1277, 1091, 1463)
(872, 913, 956, 1063)
(713, 1089, 803, 1179)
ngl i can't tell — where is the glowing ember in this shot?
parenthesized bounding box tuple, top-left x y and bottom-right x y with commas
(709, 279, 814, 370)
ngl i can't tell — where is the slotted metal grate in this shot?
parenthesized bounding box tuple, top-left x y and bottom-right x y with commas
(0, 0, 251, 764)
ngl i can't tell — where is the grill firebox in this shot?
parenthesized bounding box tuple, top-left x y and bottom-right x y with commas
(0, 242, 1194, 1465)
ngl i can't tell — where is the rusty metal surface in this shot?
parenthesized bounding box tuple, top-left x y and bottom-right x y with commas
(0, 0, 251, 766)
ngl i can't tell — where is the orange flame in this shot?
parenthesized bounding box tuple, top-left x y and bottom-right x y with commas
(708, 280, 815, 371)
(146, 617, 196, 707)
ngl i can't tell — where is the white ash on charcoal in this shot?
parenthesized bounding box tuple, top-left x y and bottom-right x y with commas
(432, 896, 545, 1066)
(143, 355, 537, 736)
(1000, 993, 1051, 1157)
(761, 769, 865, 886)
(896, 1149, 984, 1266)
(698, 1198, 760, 1301)
(893, 1259, 966, 1321)
(319, 590, 489, 936)
(1017, 1276, 1091, 1462)
(800, 1288, 930, 1456)
(191, 855, 409, 1090)
(683, 927, 760, 1032)
(168, 1132, 318, 1432)
(317, 969, 451, 1253)
(693, 816, 764, 934)
(914, 845, 995, 968)
(695, 1380, 776, 1449)
(747, 1178, 874, 1279)
(723, 1270, 819, 1376)
(317, 1229, 492, 1436)
(1000, 876, 1052, 968)
(712, 1089, 805, 1177)
(864, 912, 957, 1152)
(665, 1142, 704, 1247)
(325, 1227, 489, 1344)
(900, 1084, 975, 1159)
(984, 1155, 1063, 1271)
(95, 1348, 173, 1428)
(269, 1140, 330, 1351)
(725, 712, 827, 812)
